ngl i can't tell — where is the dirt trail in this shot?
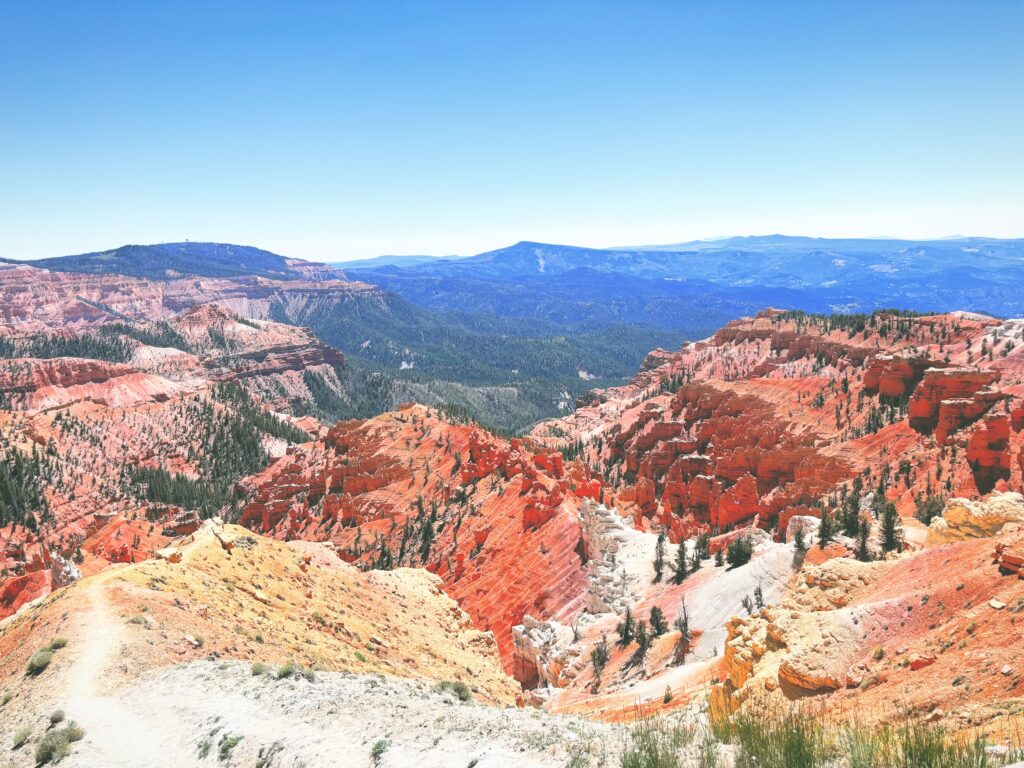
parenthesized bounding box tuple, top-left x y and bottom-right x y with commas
(63, 579, 195, 767)
(48, 576, 617, 767)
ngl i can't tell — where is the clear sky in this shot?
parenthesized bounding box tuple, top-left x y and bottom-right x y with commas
(1, 1, 1021, 262)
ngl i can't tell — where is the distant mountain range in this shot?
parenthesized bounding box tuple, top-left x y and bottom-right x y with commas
(346, 234, 1023, 281)
(341, 235, 1024, 323)
(19, 236, 1024, 321)
(4, 242, 346, 282)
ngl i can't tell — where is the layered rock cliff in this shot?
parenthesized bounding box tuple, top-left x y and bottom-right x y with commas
(236, 404, 600, 674)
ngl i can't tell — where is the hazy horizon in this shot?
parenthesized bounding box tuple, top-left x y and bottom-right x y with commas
(7, 231, 1024, 266)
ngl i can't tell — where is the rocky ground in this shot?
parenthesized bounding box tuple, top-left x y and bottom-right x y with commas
(53, 663, 624, 768)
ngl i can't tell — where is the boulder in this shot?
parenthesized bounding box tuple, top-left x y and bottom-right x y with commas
(928, 492, 1024, 544)
(909, 654, 936, 671)
(156, 546, 182, 564)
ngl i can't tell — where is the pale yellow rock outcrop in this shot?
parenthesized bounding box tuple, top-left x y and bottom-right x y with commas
(927, 492, 1024, 544)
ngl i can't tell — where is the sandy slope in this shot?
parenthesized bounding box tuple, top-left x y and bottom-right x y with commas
(0, 522, 533, 766)
(2, 568, 625, 768)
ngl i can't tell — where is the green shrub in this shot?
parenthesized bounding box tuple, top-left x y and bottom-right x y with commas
(897, 720, 990, 768)
(434, 680, 471, 702)
(590, 635, 610, 681)
(275, 661, 298, 679)
(26, 638, 68, 677)
(839, 717, 997, 768)
(251, 662, 269, 676)
(275, 661, 315, 682)
(218, 734, 243, 761)
(712, 709, 999, 768)
(371, 739, 389, 764)
(726, 536, 754, 569)
(619, 716, 693, 768)
(697, 735, 720, 768)
(26, 650, 54, 676)
(730, 709, 828, 768)
(49, 709, 65, 726)
(35, 723, 84, 764)
(255, 741, 284, 768)
(12, 726, 31, 750)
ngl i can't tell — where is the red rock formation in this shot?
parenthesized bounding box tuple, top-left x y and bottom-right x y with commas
(162, 510, 202, 537)
(1011, 402, 1024, 432)
(863, 353, 939, 397)
(6, 286, 1024, 727)
(0, 570, 49, 615)
(237, 405, 593, 675)
(593, 380, 854, 538)
(966, 415, 1013, 493)
(0, 265, 371, 616)
(0, 262, 378, 335)
(908, 367, 1002, 441)
(533, 309, 1021, 533)
(0, 357, 185, 411)
(994, 542, 1024, 577)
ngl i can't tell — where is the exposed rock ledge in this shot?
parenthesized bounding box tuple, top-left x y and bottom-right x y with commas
(928, 492, 1024, 544)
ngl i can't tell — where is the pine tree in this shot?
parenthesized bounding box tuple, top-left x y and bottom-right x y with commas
(841, 492, 861, 537)
(714, 547, 724, 567)
(634, 620, 651, 659)
(689, 544, 702, 574)
(851, 475, 864, 505)
(375, 540, 394, 570)
(650, 606, 668, 636)
(671, 539, 689, 584)
(817, 509, 833, 549)
(653, 531, 666, 583)
(419, 515, 434, 562)
(726, 535, 753, 568)
(616, 606, 635, 647)
(880, 501, 903, 553)
(673, 599, 692, 663)
(754, 583, 764, 609)
(792, 521, 807, 553)
(914, 493, 945, 525)
(590, 634, 610, 683)
(856, 518, 871, 561)
(695, 532, 711, 560)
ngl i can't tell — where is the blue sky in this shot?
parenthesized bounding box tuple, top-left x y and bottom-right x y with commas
(1, 1, 1021, 262)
